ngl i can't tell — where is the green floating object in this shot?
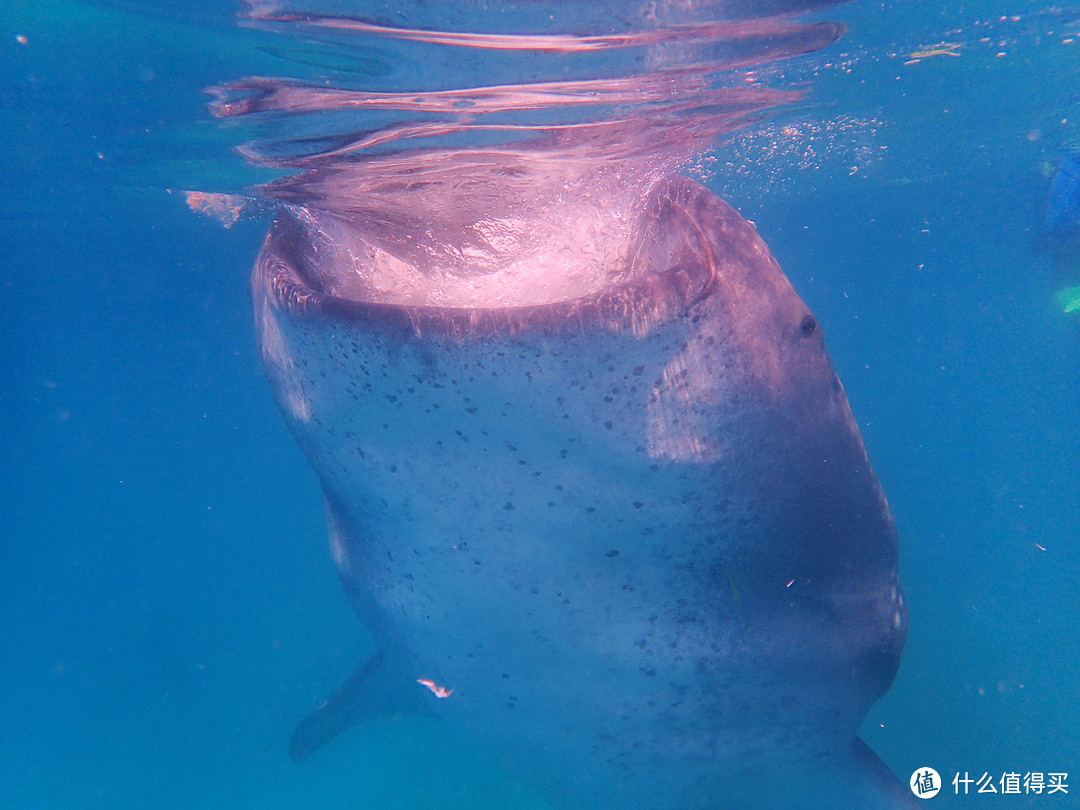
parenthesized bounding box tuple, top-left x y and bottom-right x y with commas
(1056, 284, 1080, 314)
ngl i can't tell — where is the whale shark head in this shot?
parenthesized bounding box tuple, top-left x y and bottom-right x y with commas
(250, 173, 911, 808)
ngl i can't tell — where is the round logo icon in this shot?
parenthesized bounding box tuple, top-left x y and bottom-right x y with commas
(910, 767, 941, 799)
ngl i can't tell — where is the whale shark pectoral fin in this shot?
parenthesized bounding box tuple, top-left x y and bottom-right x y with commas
(288, 648, 440, 761)
(849, 736, 921, 809)
(743, 737, 919, 809)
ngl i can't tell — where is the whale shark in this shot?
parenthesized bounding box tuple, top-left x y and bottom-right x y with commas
(250, 174, 914, 808)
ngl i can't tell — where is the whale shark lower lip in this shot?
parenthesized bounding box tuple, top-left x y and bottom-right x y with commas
(251, 175, 913, 808)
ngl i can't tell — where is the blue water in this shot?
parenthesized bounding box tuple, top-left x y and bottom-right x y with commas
(2, 1, 1079, 808)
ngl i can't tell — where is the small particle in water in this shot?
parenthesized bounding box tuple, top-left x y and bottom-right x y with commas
(1034, 543, 1046, 551)
(785, 579, 795, 588)
(417, 678, 453, 698)
(16, 34, 28, 45)
(908, 43, 961, 60)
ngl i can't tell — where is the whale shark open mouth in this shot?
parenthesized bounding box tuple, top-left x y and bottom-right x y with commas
(252, 173, 730, 344)
(261, 189, 658, 310)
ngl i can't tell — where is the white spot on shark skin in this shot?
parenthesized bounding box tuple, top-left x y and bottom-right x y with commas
(258, 298, 310, 423)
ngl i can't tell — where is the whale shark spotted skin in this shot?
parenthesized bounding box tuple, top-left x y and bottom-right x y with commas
(252, 176, 914, 808)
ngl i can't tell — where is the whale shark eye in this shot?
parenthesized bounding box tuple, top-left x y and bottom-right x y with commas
(800, 315, 818, 336)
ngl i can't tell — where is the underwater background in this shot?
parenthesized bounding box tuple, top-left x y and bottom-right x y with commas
(2, 1, 1078, 808)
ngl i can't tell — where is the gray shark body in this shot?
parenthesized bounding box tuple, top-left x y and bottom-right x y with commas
(252, 176, 914, 808)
